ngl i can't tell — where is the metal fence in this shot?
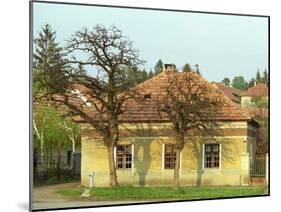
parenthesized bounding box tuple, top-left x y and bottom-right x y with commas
(250, 157, 266, 177)
(250, 156, 267, 185)
(34, 153, 81, 175)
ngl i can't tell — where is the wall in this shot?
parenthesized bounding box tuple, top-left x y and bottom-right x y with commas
(241, 96, 268, 108)
(81, 121, 256, 187)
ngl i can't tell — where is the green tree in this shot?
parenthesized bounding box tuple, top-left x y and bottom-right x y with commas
(263, 69, 268, 85)
(33, 24, 68, 96)
(248, 77, 255, 88)
(154, 59, 163, 75)
(250, 97, 268, 155)
(231, 76, 248, 90)
(33, 105, 80, 180)
(183, 63, 192, 72)
(222, 77, 230, 87)
(124, 67, 151, 87)
(256, 69, 261, 83)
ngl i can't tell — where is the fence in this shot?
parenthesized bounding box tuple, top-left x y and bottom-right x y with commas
(250, 155, 268, 185)
(34, 153, 81, 176)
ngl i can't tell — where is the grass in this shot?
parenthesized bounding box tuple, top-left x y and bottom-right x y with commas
(57, 186, 267, 201)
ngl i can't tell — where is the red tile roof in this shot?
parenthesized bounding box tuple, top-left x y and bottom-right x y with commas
(54, 71, 257, 124)
(215, 83, 241, 104)
(242, 83, 268, 97)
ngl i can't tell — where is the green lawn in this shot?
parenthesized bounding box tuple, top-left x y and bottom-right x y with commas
(57, 186, 267, 201)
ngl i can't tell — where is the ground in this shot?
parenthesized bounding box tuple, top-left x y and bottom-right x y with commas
(32, 182, 154, 210)
(32, 182, 268, 210)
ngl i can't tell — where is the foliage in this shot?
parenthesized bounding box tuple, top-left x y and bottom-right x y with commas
(222, 77, 230, 86)
(262, 69, 268, 85)
(250, 97, 268, 155)
(33, 24, 68, 95)
(33, 105, 80, 152)
(123, 66, 152, 87)
(34, 169, 79, 186)
(256, 69, 261, 83)
(154, 59, 163, 74)
(183, 63, 192, 72)
(248, 77, 255, 88)
(231, 76, 248, 91)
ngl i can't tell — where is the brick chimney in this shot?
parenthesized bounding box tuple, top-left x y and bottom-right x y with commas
(163, 64, 176, 72)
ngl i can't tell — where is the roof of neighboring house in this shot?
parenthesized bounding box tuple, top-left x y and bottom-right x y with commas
(215, 83, 241, 104)
(53, 71, 258, 125)
(242, 83, 268, 97)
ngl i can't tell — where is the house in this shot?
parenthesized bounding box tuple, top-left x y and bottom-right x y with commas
(215, 83, 241, 106)
(73, 69, 259, 187)
(241, 83, 268, 108)
(241, 83, 268, 118)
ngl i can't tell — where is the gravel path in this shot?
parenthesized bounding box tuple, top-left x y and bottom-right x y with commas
(33, 182, 81, 203)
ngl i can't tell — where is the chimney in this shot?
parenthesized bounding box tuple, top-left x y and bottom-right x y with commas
(163, 63, 176, 72)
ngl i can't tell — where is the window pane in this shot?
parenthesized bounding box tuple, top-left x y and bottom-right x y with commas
(164, 145, 176, 169)
(205, 144, 220, 168)
(116, 145, 132, 170)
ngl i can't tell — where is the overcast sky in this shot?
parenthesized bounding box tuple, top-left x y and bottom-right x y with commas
(33, 2, 268, 82)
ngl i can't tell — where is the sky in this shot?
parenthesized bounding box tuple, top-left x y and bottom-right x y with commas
(33, 2, 268, 82)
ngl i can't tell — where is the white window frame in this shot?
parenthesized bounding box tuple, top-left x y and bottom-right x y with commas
(202, 143, 222, 169)
(162, 144, 182, 170)
(114, 144, 134, 171)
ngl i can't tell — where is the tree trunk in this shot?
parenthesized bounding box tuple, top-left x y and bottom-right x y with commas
(173, 133, 184, 189)
(40, 139, 44, 169)
(56, 142, 62, 180)
(173, 148, 181, 189)
(106, 144, 118, 187)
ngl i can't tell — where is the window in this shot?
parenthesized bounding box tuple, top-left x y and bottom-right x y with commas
(204, 144, 220, 168)
(116, 145, 132, 169)
(164, 144, 177, 169)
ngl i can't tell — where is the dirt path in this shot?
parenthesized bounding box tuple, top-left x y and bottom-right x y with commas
(33, 182, 81, 203)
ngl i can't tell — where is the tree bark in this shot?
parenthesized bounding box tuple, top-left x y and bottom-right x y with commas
(174, 148, 181, 189)
(174, 133, 184, 189)
(106, 143, 118, 187)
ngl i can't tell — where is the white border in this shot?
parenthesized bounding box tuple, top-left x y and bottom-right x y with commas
(3, 1, 276, 212)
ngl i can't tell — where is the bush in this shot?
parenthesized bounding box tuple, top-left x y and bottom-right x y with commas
(34, 168, 78, 186)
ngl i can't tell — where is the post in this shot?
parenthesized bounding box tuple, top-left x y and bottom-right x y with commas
(241, 153, 250, 186)
(89, 172, 94, 188)
(265, 153, 268, 185)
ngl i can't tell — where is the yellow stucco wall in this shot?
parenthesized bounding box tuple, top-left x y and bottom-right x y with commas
(81, 123, 255, 187)
(241, 96, 268, 108)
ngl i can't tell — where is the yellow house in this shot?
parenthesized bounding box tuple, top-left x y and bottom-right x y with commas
(75, 71, 259, 187)
(241, 83, 268, 108)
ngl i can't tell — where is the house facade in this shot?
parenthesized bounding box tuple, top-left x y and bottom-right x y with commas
(75, 71, 259, 187)
(241, 83, 268, 108)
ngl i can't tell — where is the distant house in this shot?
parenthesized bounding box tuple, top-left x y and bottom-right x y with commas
(241, 83, 268, 118)
(71, 68, 260, 187)
(241, 83, 268, 108)
(215, 83, 241, 106)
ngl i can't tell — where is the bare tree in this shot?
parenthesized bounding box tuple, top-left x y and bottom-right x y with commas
(157, 71, 224, 189)
(48, 25, 144, 187)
